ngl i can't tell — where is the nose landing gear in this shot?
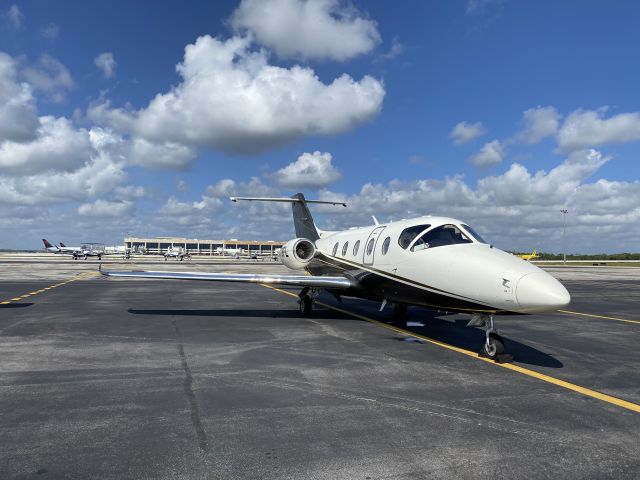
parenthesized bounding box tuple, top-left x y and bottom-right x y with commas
(468, 314, 511, 363)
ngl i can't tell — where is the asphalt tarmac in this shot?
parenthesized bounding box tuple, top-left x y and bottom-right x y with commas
(0, 263, 639, 479)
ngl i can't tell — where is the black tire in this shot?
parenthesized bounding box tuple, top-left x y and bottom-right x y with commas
(393, 303, 408, 318)
(482, 333, 505, 359)
(300, 295, 312, 317)
(164, 257, 167, 261)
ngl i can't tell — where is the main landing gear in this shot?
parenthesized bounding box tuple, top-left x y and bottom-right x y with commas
(298, 287, 319, 317)
(392, 303, 408, 328)
(468, 314, 510, 362)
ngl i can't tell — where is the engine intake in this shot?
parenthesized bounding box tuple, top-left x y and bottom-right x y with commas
(280, 238, 316, 270)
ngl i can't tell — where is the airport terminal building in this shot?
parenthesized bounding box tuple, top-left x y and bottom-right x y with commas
(125, 236, 285, 256)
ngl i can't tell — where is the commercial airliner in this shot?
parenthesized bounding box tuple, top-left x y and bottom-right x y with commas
(102, 194, 570, 360)
(42, 239, 105, 259)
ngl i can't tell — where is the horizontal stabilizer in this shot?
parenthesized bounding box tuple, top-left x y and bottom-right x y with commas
(230, 196, 346, 207)
(101, 269, 352, 289)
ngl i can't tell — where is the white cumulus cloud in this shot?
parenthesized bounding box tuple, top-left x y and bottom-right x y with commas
(470, 139, 504, 166)
(94, 52, 117, 79)
(0, 52, 40, 142)
(275, 151, 341, 189)
(6, 4, 23, 29)
(21, 54, 74, 103)
(450, 121, 487, 145)
(89, 35, 384, 154)
(129, 138, 196, 169)
(517, 106, 561, 144)
(230, 0, 381, 61)
(556, 108, 640, 152)
(0, 116, 92, 175)
(78, 199, 135, 217)
(312, 150, 639, 252)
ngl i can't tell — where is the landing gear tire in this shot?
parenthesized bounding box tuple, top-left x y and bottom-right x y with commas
(84, 255, 87, 260)
(300, 295, 312, 317)
(392, 303, 408, 328)
(482, 332, 504, 360)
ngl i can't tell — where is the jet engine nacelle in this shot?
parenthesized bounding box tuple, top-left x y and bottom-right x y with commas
(280, 238, 316, 270)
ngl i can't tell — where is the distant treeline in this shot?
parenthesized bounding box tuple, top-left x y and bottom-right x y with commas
(511, 252, 640, 261)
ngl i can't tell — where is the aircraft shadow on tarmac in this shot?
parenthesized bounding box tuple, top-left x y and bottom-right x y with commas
(128, 303, 562, 369)
(395, 311, 564, 369)
(127, 308, 353, 320)
(0, 303, 33, 309)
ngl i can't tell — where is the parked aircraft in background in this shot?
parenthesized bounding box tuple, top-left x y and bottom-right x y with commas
(215, 247, 244, 256)
(164, 246, 188, 261)
(102, 193, 570, 360)
(517, 250, 539, 261)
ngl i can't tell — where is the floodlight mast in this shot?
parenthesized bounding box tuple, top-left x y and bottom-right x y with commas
(560, 209, 568, 264)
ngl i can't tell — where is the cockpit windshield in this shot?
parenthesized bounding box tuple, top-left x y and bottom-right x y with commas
(410, 224, 472, 251)
(461, 224, 488, 244)
(398, 224, 431, 249)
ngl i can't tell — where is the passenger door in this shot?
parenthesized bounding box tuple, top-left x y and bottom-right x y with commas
(363, 226, 386, 266)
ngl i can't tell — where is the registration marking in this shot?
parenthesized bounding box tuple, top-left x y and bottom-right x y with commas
(262, 284, 640, 414)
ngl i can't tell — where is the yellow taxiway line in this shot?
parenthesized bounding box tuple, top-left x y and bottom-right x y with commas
(558, 309, 640, 325)
(262, 284, 640, 414)
(0, 271, 99, 305)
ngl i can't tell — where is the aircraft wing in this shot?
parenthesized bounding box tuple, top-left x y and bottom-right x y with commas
(101, 269, 352, 289)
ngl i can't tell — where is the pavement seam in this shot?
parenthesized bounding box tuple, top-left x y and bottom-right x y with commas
(261, 284, 640, 414)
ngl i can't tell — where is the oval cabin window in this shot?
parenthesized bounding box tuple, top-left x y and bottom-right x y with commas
(381, 236, 391, 255)
(332, 242, 339, 256)
(366, 238, 375, 255)
(342, 241, 349, 256)
(353, 240, 360, 256)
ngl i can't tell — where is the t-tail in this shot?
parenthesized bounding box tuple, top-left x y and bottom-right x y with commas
(230, 193, 346, 241)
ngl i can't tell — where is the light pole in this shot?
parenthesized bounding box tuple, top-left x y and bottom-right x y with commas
(560, 209, 568, 264)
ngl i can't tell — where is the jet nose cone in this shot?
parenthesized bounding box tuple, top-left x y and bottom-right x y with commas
(516, 272, 571, 312)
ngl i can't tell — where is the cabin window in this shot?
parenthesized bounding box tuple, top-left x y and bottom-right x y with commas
(353, 240, 360, 256)
(366, 238, 375, 255)
(381, 236, 391, 255)
(332, 242, 339, 256)
(461, 224, 488, 244)
(411, 224, 472, 251)
(342, 241, 349, 256)
(398, 224, 431, 249)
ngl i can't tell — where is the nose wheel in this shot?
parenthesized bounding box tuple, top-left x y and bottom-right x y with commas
(469, 314, 509, 362)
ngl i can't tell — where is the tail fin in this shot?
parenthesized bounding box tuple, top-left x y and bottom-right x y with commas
(59, 242, 66, 247)
(229, 193, 346, 241)
(291, 193, 320, 240)
(42, 239, 55, 249)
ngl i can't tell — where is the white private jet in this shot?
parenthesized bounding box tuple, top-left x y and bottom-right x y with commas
(101, 193, 570, 360)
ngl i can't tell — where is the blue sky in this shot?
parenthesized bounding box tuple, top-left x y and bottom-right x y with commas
(1, 0, 639, 252)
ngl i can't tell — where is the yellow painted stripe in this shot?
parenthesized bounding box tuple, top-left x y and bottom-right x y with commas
(262, 284, 640, 414)
(558, 309, 640, 325)
(0, 272, 89, 304)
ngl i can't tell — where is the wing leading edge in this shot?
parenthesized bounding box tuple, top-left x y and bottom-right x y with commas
(101, 269, 352, 289)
